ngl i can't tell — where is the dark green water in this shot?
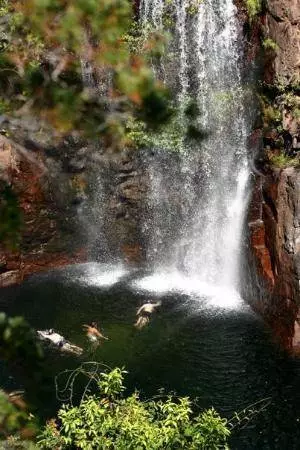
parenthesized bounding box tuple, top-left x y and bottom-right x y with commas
(1, 263, 300, 449)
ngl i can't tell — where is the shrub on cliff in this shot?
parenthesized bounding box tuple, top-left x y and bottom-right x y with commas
(245, 0, 261, 20)
(268, 151, 300, 169)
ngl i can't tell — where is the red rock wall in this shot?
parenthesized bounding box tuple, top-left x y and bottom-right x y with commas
(243, 0, 300, 351)
(0, 137, 86, 287)
(247, 168, 300, 351)
(264, 0, 300, 86)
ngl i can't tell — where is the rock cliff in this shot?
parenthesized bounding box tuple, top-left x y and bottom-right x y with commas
(263, 0, 300, 87)
(0, 129, 147, 287)
(0, 135, 86, 287)
(247, 168, 300, 349)
(246, 0, 300, 350)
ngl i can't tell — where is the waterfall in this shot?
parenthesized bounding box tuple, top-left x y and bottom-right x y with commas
(137, 0, 254, 298)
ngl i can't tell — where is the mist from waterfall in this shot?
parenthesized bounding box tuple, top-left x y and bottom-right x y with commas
(137, 0, 254, 297)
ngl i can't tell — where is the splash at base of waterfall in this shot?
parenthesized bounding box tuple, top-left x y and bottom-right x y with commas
(131, 271, 245, 310)
(62, 263, 129, 288)
(57, 263, 245, 311)
(138, 0, 255, 297)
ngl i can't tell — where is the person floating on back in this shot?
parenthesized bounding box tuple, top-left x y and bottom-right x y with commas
(83, 322, 108, 343)
(37, 329, 83, 356)
(134, 301, 161, 330)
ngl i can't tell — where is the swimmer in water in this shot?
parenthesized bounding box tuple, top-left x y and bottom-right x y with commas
(83, 322, 108, 343)
(134, 301, 161, 330)
(37, 329, 83, 355)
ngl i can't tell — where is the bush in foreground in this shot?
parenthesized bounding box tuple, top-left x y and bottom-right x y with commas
(38, 367, 230, 449)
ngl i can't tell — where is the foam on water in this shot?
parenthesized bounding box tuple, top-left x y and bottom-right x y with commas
(65, 263, 128, 288)
(131, 271, 244, 310)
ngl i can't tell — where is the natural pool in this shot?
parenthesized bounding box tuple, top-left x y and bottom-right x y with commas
(1, 263, 300, 449)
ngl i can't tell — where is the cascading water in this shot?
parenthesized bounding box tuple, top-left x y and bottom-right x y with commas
(137, 0, 254, 300)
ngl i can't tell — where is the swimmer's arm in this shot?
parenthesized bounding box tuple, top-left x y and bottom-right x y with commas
(92, 328, 109, 340)
(94, 329, 109, 340)
(136, 306, 145, 315)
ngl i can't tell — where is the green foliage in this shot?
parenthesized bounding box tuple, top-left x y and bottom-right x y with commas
(263, 105, 281, 125)
(280, 92, 300, 110)
(162, 0, 176, 30)
(0, 0, 171, 149)
(0, 311, 50, 448)
(213, 91, 234, 104)
(0, 313, 43, 448)
(162, 0, 202, 23)
(38, 367, 230, 449)
(0, 313, 43, 370)
(0, 98, 10, 114)
(126, 113, 186, 152)
(186, 0, 203, 16)
(245, 0, 261, 20)
(0, 390, 27, 436)
(126, 97, 205, 153)
(262, 38, 278, 52)
(0, 0, 9, 17)
(293, 108, 300, 119)
(261, 90, 300, 131)
(280, 92, 300, 122)
(126, 108, 186, 152)
(259, 94, 282, 128)
(0, 390, 38, 447)
(268, 152, 300, 169)
(123, 21, 166, 58)
(97, 367, 126, 400)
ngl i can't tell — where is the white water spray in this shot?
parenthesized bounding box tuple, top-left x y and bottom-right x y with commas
(138, 0, 253, 301)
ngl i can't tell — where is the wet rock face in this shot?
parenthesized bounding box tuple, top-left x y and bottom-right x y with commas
(247, 168, 300, 350)
(0, 120, 149, 286)
(82, 150, 147, 265)
(0, 136, 86, 287)
(244, 0, 300, 351)
(265, 0, 300, 86)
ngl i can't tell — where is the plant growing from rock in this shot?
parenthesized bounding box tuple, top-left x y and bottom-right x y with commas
(268, 151, 300, 169)
(186, 0, 203, 16)
(262, 38, 278, 52)
(245, 0, 261, 21)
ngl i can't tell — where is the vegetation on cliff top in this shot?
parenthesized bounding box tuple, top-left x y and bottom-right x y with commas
(0, 0, 171, 149)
